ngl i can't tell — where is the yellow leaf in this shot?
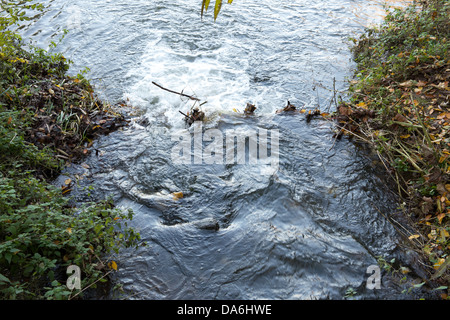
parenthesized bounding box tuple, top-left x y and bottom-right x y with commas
(109, 261, 118, 271)
(172, 191, 184, 200)
(232, 108, 238, 113)
(66, 227, 72, 234)
(214, 0, 222, 21)
(437, 213, 446, 224)
(438, 112, 450, 120)
(356, 102, 367, 108)
(65, 178, 72, 185)
(400, 134, 411, 139)
(201, 0, 211, 17)
(408, 234, 420, 240)
(434, 258, 445, 270)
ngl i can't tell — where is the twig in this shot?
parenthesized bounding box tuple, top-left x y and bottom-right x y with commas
(9, 132, 17, 144)
(326, 77, 338, 114)
(152, 81, 200, 101)
(410, 92, 438, 161)
(333, 123, 372, 143)
(315, 85, 321, 108)
(372, 204, 423, 247)
(333, 77, 337, 109)
(69, 269, 113, 300)
(179, 110, 188, 117)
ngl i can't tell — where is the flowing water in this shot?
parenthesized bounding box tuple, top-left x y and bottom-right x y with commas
(20, 0, 434, 299)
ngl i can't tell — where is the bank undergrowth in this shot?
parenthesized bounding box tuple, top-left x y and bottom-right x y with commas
(339, 0, 449, 296)
(0, 1, 143, 299)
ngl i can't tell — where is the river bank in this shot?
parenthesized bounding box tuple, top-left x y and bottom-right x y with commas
(338, 0, 449, 296)
(0, 2, 143, 299)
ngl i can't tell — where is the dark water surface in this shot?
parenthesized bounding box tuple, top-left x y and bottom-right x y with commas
(21, 0, 432, 299)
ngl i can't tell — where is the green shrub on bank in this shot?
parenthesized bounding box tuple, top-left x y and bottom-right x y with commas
(0, 169, 142, 299)
(345, 0, 450, 291)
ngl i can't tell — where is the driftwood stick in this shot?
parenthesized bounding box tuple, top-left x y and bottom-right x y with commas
(152, 81, 200, 101)
(179, 110, 191, 119)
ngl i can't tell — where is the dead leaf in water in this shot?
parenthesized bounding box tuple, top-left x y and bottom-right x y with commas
(108, 260, 118, 271)
(172, 192, 184, 200)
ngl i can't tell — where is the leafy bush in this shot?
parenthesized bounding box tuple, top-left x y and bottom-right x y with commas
(0, 169, 142, 299)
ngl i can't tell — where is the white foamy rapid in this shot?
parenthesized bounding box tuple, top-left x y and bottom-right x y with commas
(123, 27, 255, 129)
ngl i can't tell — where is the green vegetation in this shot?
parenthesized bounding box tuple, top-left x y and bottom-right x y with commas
(339, 0, 449, 296)
(1, 1, 143, 299)
(201, 0, 234, 21)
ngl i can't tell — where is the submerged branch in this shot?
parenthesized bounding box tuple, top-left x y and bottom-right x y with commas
(152, 81, 201, 101)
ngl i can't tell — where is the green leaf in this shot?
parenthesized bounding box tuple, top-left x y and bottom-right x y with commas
(432, 286, 448, 291)
(4, 253, 12, 264)
(214, 0, 222, 21)
(413, 282, 425, 288)
(201, 0, 211, 18)
(0, 273, 11, 284)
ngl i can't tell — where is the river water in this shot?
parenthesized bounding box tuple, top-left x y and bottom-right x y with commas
(20, 0, 435, 299)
